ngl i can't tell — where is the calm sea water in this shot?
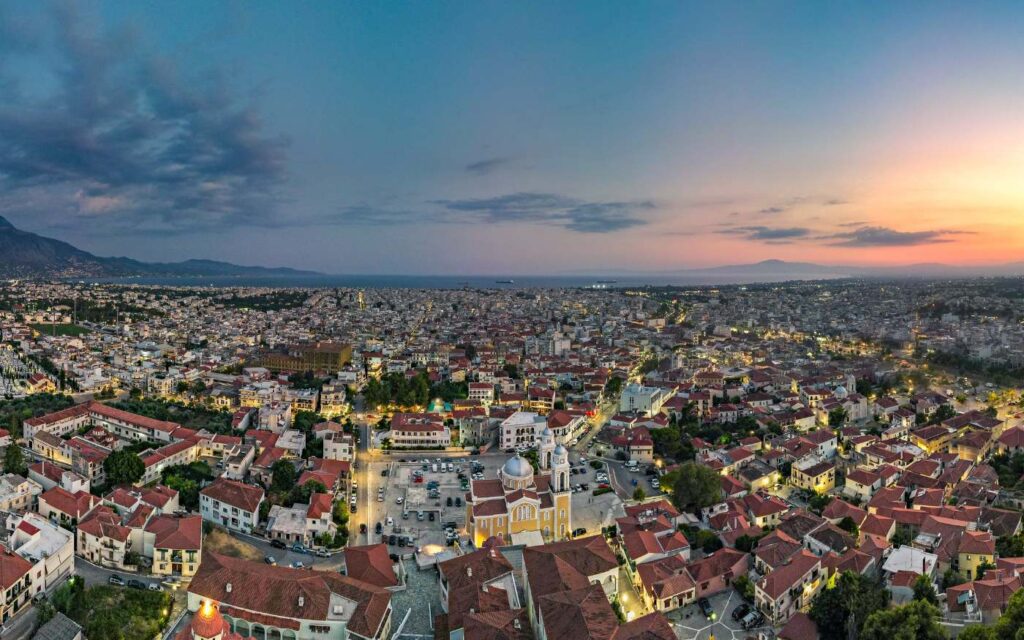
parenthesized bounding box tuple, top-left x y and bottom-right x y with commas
(80, 273, 747, 289)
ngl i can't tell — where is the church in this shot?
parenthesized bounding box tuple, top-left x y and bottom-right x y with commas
(466, 425, 572, 547)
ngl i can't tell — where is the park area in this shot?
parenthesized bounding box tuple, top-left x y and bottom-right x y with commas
(43, 578, 174, 640)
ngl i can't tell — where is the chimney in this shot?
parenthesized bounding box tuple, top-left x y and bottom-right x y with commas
(467, 567, 473, 578)
(298, 596, 304, 608)
(514, 619, 521, 630)
(226, 583, 232, 593)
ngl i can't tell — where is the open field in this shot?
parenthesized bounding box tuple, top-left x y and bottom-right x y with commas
(29, 323, 91, 336)
(204, 527, 264, 561)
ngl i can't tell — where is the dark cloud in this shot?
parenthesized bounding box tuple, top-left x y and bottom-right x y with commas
(837, 220, 867, 227)
(435, 192, 653, 233)
(825, 198, 848, 206)
(758, 206, 786, 215)
(827, 226, 971, 247)
(0, 4, 288, 234)
(718, 225, 811, 243)
(464, 157, 511, 176)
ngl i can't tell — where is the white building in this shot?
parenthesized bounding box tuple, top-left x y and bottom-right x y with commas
(199, 479, 265, 535)
(323, 431, 354, 462)
(6, 511, 75, 594)
(619, 384, 672, 417)
(499, 411, 547, 450)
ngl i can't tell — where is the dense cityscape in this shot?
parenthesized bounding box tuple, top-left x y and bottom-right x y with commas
(0, 278, 1021, 640)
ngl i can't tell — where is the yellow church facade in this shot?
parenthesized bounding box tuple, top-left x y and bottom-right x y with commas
(466, 427, 572, 547)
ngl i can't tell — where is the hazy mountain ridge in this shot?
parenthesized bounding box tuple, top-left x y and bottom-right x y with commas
(0, 216, 320, 279)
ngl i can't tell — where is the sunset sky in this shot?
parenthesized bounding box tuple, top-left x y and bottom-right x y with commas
(1, 1, 1023, 274)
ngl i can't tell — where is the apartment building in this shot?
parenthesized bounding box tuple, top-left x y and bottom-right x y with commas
(199, 479, 265, 534)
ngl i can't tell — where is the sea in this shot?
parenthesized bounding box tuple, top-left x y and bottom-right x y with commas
(79, 273, 748, 289)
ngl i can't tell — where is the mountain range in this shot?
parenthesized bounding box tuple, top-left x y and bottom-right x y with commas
(3, 214, 1024, 283)
(0, 216, 319, 279)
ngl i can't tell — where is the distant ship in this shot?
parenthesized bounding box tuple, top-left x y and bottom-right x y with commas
(596, 280, 618, 284)
(495, 279, 515, 284)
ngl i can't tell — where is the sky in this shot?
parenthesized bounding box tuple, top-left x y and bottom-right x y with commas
(0, 1, 1023, 275)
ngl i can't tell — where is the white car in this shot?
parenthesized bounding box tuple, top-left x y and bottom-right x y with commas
(386, 516, 394, 526)
(396, 496, 404, 504)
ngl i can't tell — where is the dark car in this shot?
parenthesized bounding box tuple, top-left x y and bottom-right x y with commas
(455, 497, 462, 507)
(388, 534, 397, 545)
(732, 603, 751, 621)
(375, 522, 383, 534)
(270, 539, 287, 549)
(698, 597, 715, 620)
(572, 527, 587, 537)
(291, 543, 306, 554)
(108, 574, 125, 586)
(359, 523, 367, 534)
(741, 612, 765, 630)
(446, 496, 453, 507)
(428, 512, 435, 521)
(127, 578, 147, 590)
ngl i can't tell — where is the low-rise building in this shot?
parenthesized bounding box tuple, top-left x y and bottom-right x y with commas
(199, 479, 265, 534)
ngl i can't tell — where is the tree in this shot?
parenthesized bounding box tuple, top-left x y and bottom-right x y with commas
(103, 450, 144, 486)
(669, 462, 722, 513)
(3, 444, 26, 476)
(828, 407, 848, 427)
(956, 626, 994, 640)
(270, 460, 297, 493)
(175, 380, 190, 395)
(808, 493, 833, 514)
(912, 574, 937, 604)
(733, 574, 755, 601)
(604, 376, 623, 398)
(632, 487, 646, 501)
(838, 516, 859, 537)
(860, 600, 944, 640)
(941, 568, 966, 590)
(809, 571, 890, 640)
(191, 380, 207, 394)
(991, 588, 1024, 640)
(332, 500, 349, 526)
(735, 534, 761, 553)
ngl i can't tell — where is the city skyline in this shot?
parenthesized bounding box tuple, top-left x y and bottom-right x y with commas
(1, 2, 1023, 274)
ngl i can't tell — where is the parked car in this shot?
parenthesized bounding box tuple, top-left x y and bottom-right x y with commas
(428, 512, 435, 521)
(396, 496, 404, 504)
(386, 516, 394, 526)
(127, 579, 147, 590)
(315, 549, 329, 558)
(572, 527, 587, 537)
(360, 523, 367, 534)
(388, 535, 397, 545)
(741, 611, 764, 630)
(446, 496, 453, 507)
(291, 561, 305, 569)
(148, 583, 164, 592)
(454, 497, 462, 507)
(264, 555, 277, 565)
(270, 539, 286, 549)
(732, 604, 751, 621)
(698, 597, 715, 620)
(292, 543, 306, 554)
(108, 574, 126, 586)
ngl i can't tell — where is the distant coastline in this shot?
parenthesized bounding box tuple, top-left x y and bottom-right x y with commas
(76, 273, 781, 289)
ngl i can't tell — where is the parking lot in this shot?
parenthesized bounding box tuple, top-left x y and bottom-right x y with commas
(358, 450, 630, 558)
(667, 590, 767, 640)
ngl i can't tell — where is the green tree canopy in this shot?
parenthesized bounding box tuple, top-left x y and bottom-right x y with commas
(912, 574, 937, 604)
(809, 571, 891, 640)
(103, 450, 145, 486)
(669, 461, 722, 513)
(270, 460, 297, 492)
(3, 444, 27, 476)
(860, 600, 944, 640)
